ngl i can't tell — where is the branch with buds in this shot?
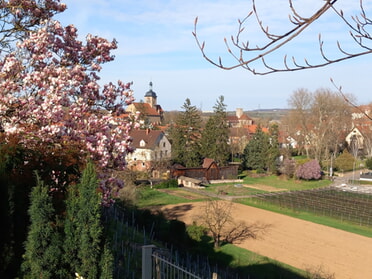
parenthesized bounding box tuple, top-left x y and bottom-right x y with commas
(193, 0, 372, 75)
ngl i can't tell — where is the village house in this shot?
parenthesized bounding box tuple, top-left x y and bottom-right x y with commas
(227, 108, 254, 128)
(227, 109, 270, 155)
(345, 125, 372, 157)
(126, 129, 171, 173)
(171, 158, 239, 182)
(346, 105, 372, 157)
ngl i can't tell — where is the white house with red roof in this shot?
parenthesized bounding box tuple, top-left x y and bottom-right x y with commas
(126, 129, 171, 172)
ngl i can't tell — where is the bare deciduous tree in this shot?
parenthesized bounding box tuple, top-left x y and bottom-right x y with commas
(284, 88, 353, 161)
(193, 0, 371, 75)
(198, 199, 270, 248)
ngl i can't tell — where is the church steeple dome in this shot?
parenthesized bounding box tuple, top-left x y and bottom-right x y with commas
(144, 82, 157, 107)
(145, 82, 157, 98)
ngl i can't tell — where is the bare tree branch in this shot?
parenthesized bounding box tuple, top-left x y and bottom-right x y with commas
(198, 199, 271, 248)
(193, 0, 372, 75)
(330, 78, 372, 121)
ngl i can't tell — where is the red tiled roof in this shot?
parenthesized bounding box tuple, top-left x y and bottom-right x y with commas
(130, 102, 160, 116)
(129, 129, 164, 149)
(242, 125, 269, 134)
(227, 114, 253, 121)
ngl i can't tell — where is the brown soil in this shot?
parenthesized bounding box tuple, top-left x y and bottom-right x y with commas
(242, 184, 286, 192)
(159, 201, 372, 279)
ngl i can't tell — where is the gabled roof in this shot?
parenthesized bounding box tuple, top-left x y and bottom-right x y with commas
(350, 125, 372, 136)
(227, 114, 253, 122)
(243, 124, 269, 134)
(129, 129, 164, 149)
(128, 102, 160, 116)
(202, 158, 216, 169)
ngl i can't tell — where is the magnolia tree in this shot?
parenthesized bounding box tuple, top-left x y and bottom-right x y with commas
(0, 1, 138, 204)
(0, 0, 67, 51)
(296, 159, 322, 180)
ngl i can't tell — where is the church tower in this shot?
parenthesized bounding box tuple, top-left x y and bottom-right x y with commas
(144, 81, 157, 108)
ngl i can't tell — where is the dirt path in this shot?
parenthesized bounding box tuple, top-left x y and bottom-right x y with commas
(242, 183, 286, 192)
(159, 201, 372, 279)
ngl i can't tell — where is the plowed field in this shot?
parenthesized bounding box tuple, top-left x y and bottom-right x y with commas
(159, 201, 372, 279)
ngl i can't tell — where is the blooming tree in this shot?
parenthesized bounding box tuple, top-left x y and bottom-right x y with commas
(0, 1, 138, 203)
(0, 0, 67, 51)
(296, 159, 322, 180)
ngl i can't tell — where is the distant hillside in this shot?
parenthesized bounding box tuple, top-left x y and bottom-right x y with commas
(229, 108, 290, 121)
(163, 108, 290, 125)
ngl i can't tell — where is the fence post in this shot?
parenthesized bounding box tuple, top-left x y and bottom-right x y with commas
(142, 245, 156, 279)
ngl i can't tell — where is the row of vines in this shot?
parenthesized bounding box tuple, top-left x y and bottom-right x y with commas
(249, 188, 372, 227)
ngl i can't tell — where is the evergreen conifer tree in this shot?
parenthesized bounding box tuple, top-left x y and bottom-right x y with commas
(243, 125, 270, 171)
(22, 174, 65, 278)
(63, 181, 81, 274)
(201, 96, 230, 166)
(267, 124, 281, 173)
(65, 162, 105, 278)
(169, 98, 203, 167)
(99, 244, 114, 279)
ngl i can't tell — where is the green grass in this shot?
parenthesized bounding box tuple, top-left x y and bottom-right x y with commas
(205, 175, 332, 194)
(241, 175, 332, 191)
(136, 187, 193, 207)
(203, 183, 267, 196)
(218, 244, 307, 279)
(237, 198, 372, 238)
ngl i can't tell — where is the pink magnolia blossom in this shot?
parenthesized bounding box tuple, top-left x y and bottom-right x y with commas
(0, 16, 137, 203)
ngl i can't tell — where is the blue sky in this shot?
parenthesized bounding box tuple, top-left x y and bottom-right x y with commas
(56, 0, 372, 111)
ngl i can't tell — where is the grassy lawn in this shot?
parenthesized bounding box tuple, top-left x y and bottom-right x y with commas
(218, 244, 308, 279)
(202, 175, 332, 197)
(240, 174, 332, 191)
(136, 187, 206, 207)
(203, 183, 267, 196)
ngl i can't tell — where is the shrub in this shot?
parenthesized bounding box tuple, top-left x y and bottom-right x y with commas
(279, 158, 296, 178)
(296, 159, 322, 180)
(153, 179, 178, 189)
(186, 222, 207, 242)
(366, 157, 372, 170)
(334, 150, 355, 172)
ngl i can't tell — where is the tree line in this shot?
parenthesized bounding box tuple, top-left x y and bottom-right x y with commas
(168, 96, 281, 173)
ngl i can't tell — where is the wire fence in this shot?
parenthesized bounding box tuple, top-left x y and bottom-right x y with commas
(103, 204, 249, 279)
(251, 187, 372, 226)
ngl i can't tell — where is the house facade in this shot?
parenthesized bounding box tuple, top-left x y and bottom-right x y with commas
(345, 125, 372, 157)
(126, 129, 171, 172)
(346, 105, 372, 157)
